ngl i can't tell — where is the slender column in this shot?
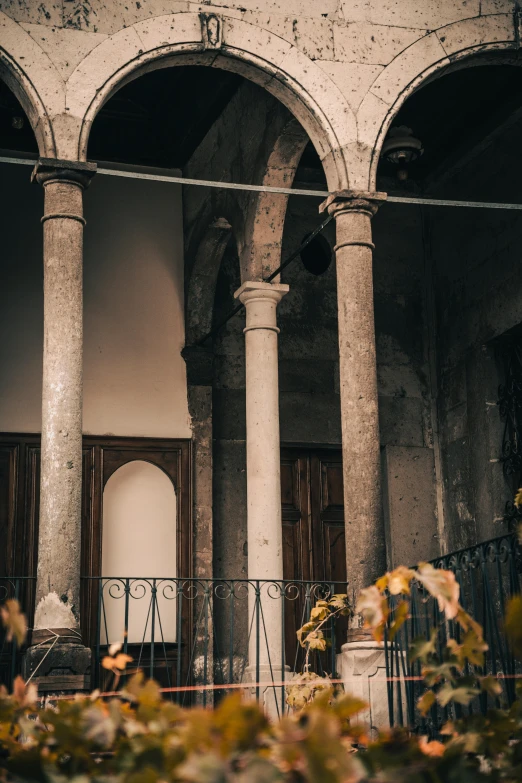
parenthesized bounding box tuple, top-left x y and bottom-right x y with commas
(24, 159, 95, 691)
(234, 281, 288, 705)
(320, 190, 387, 633)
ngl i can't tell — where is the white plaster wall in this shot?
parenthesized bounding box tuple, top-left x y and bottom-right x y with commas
(0, 161, 191, 437)
(83, 171, 190, 437)
(101, 460, 177, 643)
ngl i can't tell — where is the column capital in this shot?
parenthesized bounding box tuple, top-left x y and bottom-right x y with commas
(234, 281, 289, 334)
(235, 280, 289, 305)
(320, 189, 387, 218)
(32, 157, 97, 189)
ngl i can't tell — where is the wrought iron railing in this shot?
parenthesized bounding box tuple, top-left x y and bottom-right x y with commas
(0, 577, 36, 689)
(385, 533, 522, 732)
(84, 578, 348, 717)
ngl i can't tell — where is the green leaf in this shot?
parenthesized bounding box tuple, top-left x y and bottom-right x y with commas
(436, 681, 479, 707)
(409, 629, 438, 664)
(480, 675, 502, 698)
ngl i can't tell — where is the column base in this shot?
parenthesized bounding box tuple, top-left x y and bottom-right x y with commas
(22, 642, 91, 695)
(336, 641, 406, 733)
(244, 664, 290, 720)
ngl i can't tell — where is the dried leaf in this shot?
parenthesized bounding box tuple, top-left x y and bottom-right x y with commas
(436, 681, 479, 707)
(419, 736, 445, 757)
(409, 629, 438, 664)
(505, 594, 522, 657)
(389, 600, 409, 642)
(417, 690, 436, 716)
(356, 585, 388, 638)
(310, 605, 328, 623)
(0, 600, 27, 646)
(305, 630, 327, 651)
(387, 566, 416, 596)
(297, 621, 316, 648)
(416, 563, 460, 619)
(102, 653, 133, 672)
(108, 641, 122, 657)
(12, 675, 37, 707)
(480, 675, 502, 697)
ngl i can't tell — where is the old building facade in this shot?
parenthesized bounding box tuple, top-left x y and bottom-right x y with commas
(0, 0, 520, 718)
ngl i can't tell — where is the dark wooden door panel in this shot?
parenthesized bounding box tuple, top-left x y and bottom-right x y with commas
(280, 447, 346, 665)
(0, 444, 17, 577)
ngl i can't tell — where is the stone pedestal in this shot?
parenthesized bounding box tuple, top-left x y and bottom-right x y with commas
(337, 640, 407, 733)
(244, 663, 289, 720)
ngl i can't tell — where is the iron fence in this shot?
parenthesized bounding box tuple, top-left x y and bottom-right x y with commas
(84, 577, 348, 717)
(385, 533, 522, 732)
(0, 577, 36, 689)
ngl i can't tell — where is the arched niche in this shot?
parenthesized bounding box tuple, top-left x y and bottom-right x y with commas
(101, 460, 177, 644)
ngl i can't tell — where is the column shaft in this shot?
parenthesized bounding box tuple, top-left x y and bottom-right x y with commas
(322, 191, 386, 622)
(235, 280, 288, 675)
(33, 160, 95, 637)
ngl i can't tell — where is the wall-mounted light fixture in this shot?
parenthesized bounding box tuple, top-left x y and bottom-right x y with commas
(381, 125, 423, 181)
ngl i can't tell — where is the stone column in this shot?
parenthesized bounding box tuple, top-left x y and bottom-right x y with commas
(320, 190, 387, 625)
(24, 158, 96, 692)
(321, 190, 396, 729)
(234, 281, 288, 713)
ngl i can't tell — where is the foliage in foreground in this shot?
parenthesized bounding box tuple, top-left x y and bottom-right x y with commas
(0, 547, 522, 781)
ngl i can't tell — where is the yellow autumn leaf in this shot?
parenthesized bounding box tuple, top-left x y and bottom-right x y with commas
(0, 599, 27, 646)
(388, 600, 409, 641)
(417, 690, 436, 716)
(310, 605, 329, 622)
(387, 566, 416, 596)
(102, 653, 133, 672)
(514, 488, 522, 508)
(419, 736, 445, 757)
(356, 585, 388, 635)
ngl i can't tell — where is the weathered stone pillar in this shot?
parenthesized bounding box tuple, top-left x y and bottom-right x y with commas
(320, 190, 387, 626)
(234, 280, 288, 712)
(24, 159, 95, 692)
(321, 190, 394, 729)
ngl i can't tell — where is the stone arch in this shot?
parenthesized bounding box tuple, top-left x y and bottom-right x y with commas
(64, 13, 355, 190)
(0, 12, 63, 157)
(355, 14, 516, 191)
(241, 116, 309, 280)
(185, 217, 233, 346)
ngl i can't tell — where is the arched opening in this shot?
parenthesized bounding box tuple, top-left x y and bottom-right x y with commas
(102, 460, 177, 644)
(371, 57, 522, 562)
(0, 78, 42, 619)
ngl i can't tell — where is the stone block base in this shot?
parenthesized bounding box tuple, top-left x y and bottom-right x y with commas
(244, 663, 289, 720)
(22, 643, 91, 695)
(337, 641, 406, 734)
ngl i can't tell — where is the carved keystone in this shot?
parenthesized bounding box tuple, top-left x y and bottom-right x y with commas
(200, 14, 222, 49)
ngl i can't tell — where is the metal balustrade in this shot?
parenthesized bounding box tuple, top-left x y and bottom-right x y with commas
(84, 577, 348, 716)
(385, 533, 522, 732)
(0, 577, 36, 688)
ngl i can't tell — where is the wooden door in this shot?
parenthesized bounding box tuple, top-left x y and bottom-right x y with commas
(281, 447, 346, 668)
